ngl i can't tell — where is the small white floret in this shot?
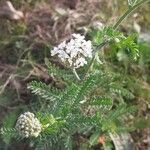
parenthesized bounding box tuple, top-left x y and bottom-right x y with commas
(51, 33, 93, 68)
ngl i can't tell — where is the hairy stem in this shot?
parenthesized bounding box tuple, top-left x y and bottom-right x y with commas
(113, 0, 150, 29)
(83, 0, 149, 79)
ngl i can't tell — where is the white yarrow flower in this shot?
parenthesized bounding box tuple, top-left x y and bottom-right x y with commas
(15, 112, 42, 138)
(51, 33, 93, 68)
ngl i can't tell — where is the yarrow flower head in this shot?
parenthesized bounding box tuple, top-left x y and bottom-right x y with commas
(51, 33, 93, 68)
(15, 112, 42, 138)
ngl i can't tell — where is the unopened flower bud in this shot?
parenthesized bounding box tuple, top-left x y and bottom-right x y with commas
(15, 112, 42, 138)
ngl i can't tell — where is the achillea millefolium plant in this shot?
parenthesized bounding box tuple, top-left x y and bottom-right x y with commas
(1, 0, 149, 149)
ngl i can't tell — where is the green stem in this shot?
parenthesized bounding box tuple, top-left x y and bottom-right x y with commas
(113, 0, 150, 29)
(83, 0, 149, 79)
(83, 40, 109, 79)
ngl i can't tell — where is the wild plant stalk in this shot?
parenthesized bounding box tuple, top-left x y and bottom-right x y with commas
(113, 0, 150, 29)
(73, 68, 81, 81)
(83, 0, 150, 79)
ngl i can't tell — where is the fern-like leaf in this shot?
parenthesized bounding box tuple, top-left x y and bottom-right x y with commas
(28, 81, 60, 101)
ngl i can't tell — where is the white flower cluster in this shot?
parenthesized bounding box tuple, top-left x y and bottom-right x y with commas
(51, 33, 93, 68)
(15, 112, 42, 138)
